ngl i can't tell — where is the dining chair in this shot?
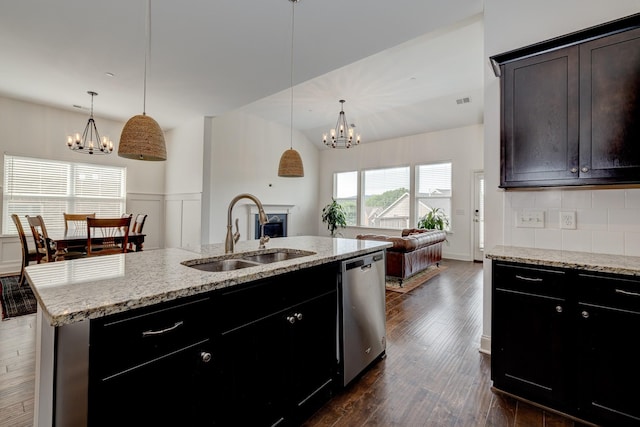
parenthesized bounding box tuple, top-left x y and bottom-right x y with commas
(25, 215, 56, 263)
(128, 214, 148, 251)
(87, 217, 132, 256)
(64, 213, 96, 233)
(11, 214, 39, 286)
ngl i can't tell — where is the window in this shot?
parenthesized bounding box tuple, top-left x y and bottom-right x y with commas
(334, 171, 358, 226)
(3, 155, 126, 235)
(363, 166, 410, 230)
(416, 162, 452, 231)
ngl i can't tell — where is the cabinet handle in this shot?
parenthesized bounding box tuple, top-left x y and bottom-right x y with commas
(295, 312, 303, 321)
(287, 316, 296, 324)
(142, 320, 184, 337)
(581, 310, 589, 319)
(570, 167, 578, 173)
(581, 166, 589, 173)
(200, 351, 212, 363)
(515, 275, 543, 282)
(615, 288, 640, 297)
(555, 305, 563, 313)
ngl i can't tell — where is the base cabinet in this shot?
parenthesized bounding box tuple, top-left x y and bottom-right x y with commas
(87, 262, 339, 427)
(492, 261, 640, 426)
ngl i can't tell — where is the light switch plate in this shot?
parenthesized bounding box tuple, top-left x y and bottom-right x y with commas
(516, 209, 545, 228)
(560, 211, 576, 229)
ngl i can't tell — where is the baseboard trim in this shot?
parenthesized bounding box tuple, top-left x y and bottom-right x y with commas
(479, 334, 491, 355)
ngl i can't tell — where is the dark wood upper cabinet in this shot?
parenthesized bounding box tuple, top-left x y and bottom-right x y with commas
(492, 13, 640, 188)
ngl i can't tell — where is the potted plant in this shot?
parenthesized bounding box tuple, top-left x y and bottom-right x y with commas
(417, 207, 449, 231)
(321, 198, 347, 237)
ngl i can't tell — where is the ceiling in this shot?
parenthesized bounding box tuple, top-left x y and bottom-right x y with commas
(0, 0, 485, 149)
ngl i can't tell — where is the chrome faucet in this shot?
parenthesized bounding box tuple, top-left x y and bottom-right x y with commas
(225, 193, 269, 253)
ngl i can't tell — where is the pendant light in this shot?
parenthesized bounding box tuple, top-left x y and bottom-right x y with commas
(118, 0, 167, 161)
(278, 0, 304, 177)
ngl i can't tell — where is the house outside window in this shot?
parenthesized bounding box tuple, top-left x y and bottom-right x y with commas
(416, 161, 452, 231)
(3, 155, 126, 235)
(362, 166, 410, 230)
(334, 171, 358, 226)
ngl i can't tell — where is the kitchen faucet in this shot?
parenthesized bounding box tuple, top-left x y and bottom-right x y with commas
(225, 193, 269, 253)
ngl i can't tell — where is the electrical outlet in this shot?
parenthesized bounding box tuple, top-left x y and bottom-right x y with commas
(560, 211, 576, 229)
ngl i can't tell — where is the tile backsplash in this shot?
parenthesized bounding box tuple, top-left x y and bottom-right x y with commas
(505, 188, 640, 256)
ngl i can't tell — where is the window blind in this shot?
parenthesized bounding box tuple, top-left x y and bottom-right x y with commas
(3, 155, 126, 235)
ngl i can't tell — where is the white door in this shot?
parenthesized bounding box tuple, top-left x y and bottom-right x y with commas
(473, 171, 484, 262)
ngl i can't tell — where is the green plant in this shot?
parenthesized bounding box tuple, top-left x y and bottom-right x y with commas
(321, 198, 347, 237)
(417, 207, 449, 231)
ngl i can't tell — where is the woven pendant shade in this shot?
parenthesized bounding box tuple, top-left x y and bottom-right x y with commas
(278, 148, 304, 177)
(118, 114, 167, 161)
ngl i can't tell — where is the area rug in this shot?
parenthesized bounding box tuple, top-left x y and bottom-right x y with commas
(385, 265, 448, 294)
(0, 275, 37, 320)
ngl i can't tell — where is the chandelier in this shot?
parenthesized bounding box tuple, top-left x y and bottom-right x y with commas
(66, 91, 114, 155)
(323, 99, 361, 149)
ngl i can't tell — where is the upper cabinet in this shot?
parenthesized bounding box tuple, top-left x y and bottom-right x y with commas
(492, 13, 640, 189)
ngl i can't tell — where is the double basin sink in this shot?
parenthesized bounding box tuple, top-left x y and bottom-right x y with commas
(183, 248, 316, 272)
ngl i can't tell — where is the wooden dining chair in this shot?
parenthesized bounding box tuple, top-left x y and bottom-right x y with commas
(25, 215, 56, 263)
(64, 213, 96, 233)
(87, 217, 132, 256)
(128, 214, 148, 251)
(11, 214, 39, 286)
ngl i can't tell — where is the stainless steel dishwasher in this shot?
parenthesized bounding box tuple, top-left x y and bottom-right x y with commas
(340, 250, 387, 386)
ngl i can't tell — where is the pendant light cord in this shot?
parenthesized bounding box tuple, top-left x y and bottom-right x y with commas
(143, 0, 151, 115)
(289, 0, 296, 150)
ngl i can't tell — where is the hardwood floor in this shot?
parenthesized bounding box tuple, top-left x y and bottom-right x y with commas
(0, 260, 589, 426)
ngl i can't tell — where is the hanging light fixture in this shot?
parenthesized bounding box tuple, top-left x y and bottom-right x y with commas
(323, 99, 361, 149)
(278, 0, 304, 177)
(66, 91, 114, 155)
(118, 0, 167, 161)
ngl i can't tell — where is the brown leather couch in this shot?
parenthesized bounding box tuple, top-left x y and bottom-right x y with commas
(356, 228, 447, 283)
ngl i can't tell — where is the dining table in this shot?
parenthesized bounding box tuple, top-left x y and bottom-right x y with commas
(50, 230, 146, 261)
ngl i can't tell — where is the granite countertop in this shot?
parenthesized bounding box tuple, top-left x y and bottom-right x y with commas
(486, 245, 640, 276)
(25, 236, 391, 327)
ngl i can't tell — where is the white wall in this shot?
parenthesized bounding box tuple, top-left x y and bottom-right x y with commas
(318, 124, 484, 261)
(482, 1, 640, 353)
(0, 95, 166, 273)
(205, 110, 320, 245)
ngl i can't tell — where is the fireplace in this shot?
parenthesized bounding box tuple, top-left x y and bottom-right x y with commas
(254, 213, 287, 239)
(247, 204, 294, 240)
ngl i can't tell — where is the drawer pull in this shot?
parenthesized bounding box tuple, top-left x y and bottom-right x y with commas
(555, 305, 563, 313)
(581, 310, 589, 319)
(515, 275, 543, 282)
(142, 320, 184, 337)
(615, 288, 640, 297)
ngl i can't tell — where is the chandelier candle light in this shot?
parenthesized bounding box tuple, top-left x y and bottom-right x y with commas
(67, 91, 114, 155)
(323, 99, 361, 149)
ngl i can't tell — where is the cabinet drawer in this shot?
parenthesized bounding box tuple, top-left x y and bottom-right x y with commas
(215, 263, 338, 332)
(494, 262, 567, 297)
(90, 296, 211, 379)
(576, 272, 640, 312)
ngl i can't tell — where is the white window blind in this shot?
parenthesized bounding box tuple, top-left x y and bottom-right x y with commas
(334, 171, 358, 226)
(416, 162, 452, 231)
(3, 155, 126, 235)
(363, 166, 410, 229)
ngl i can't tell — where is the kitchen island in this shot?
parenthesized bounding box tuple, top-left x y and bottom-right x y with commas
(26, 235, 391, 427)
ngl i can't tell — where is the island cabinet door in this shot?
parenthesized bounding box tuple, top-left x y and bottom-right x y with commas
(491, 262, 570, 408)
(574, 273, 640, 426)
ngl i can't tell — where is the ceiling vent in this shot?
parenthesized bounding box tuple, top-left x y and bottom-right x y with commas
(456, 97, 471, 105)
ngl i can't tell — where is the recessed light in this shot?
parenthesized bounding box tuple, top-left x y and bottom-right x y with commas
(105, 72, 115, 78)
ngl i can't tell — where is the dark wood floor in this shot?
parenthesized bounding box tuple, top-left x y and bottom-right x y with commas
(0, 260, 590, 426)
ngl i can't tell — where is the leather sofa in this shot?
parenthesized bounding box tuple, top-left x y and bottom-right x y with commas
(356, 228, 447, 283)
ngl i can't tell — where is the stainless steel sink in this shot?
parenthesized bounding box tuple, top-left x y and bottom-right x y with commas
(186, 258, 261, 272)
(183, 249, 316, 272)
(241, 249, 315, 264)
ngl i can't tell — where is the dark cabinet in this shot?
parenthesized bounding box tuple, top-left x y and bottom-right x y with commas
(214, 263, 338, 426)
(492, 263, 569, 408)
(575, 272, 640, 426)
(492, 261, 640, 426)
(89, 296, 215, 426)
(494, 14, 640, 188)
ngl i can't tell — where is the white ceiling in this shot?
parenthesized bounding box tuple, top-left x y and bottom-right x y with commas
(0, 0, 485, 148)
